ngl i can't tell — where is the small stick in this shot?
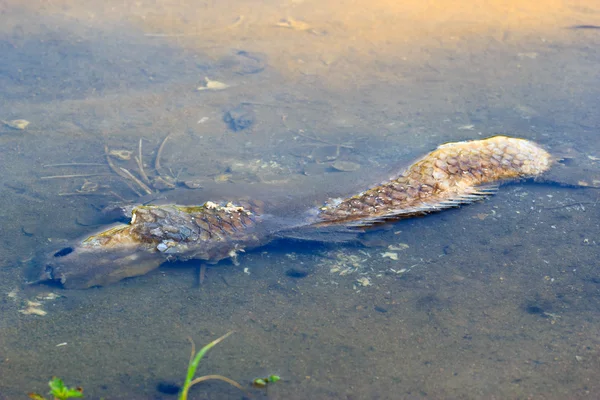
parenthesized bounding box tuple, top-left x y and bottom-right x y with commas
(58, 192, 113, 196)
(41, 173, 110, 180)
(105, 145, 132, 181)
(104, 146, 144, 197)
(155, 133, 172, 174)
(294, 130, 354, 149)
(189, 375, 249, 396)
(43, 163, 106, 167)
(119, 177, 144, 197)
(119, 167, 154, 195)
(136, 138, 152, 185)
(108, 190, 129, 202)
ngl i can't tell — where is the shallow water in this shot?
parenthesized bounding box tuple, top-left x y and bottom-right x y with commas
(1, 1, 600, 399)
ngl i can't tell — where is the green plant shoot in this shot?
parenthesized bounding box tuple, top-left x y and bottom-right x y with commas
(179, 331, 248, 400)
(28, 377, 83, 400)
(252, 374, 281, 388)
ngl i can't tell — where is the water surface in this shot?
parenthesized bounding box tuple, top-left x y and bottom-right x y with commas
(1, 1, 599, 399)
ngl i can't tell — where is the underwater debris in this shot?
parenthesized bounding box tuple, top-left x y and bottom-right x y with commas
(108, 149, 133, 161)
(2, 119, 30, 130)
(224, 104, 255, 132)
(387, 243, 409, 251)
(19, 300, 47, 316)
(276, 17, 311, 31)
(381, 252, 398, 261)
(197, 77, 230, 91)
(356, 276, 372, 287)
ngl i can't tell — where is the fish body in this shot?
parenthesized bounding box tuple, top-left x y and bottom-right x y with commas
(36, 136, 552, 288)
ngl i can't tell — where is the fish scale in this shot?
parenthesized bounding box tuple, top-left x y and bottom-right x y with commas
(83, 201, 264, 256)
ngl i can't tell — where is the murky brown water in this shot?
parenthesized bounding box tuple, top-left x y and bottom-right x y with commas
(1, 1, 600, 399)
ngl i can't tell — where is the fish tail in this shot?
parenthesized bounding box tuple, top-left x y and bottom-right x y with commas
(317, 136, 552, 226)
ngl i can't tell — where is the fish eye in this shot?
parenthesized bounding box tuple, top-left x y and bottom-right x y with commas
(53, 247, 74, 257)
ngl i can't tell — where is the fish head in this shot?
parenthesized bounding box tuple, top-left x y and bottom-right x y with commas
(32, 245, 163, 289)
(30, 224, 164, 289)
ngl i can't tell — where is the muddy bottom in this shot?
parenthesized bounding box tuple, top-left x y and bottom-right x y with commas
(1, 1, 600, 399)
(1, 183, 599, 399)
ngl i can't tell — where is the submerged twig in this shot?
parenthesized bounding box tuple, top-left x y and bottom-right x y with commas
(294, 130, 354, 149)
(189, 375, 247, 392)
(104, 145, 150, 196)
(155, 133, 172, 174)
(43, 163, 105, 167)
(119, 167, 153, 195)
(136, 138, 152, 186)
(41, 173, 110, 180)
(108, 190, 129, 203)
(58, 192, 113, 196)
(154, 133, 177, 187)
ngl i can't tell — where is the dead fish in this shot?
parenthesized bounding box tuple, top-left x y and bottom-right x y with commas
(32, 136, 553, 289)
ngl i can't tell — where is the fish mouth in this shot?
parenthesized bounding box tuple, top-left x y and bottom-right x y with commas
(32, 246, 76, 284)
(27, 263, 63, 288)
(26, 246, 74, 287)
